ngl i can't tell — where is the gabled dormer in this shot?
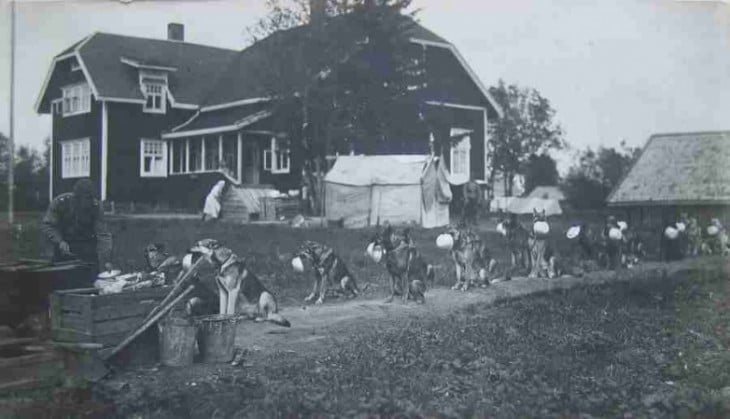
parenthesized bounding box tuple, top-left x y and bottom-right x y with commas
(120, 56, 177, 114)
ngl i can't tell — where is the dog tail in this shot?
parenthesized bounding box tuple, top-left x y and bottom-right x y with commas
(266, 312, 291, 328)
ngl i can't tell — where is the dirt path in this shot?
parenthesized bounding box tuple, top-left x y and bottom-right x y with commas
(236, 260, 674, 354)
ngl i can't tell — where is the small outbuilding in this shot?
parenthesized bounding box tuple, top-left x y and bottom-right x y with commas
(324, 155, 452, 228)
(607, 131, 730, 227)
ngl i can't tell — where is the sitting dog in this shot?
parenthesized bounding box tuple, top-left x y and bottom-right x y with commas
(370, 225, 434, 303)
(529, 209, 560, 279)
(143, 243, 182, 285)
(190, 239, 290, 327)
(295, 240, 365, 305)
(499, 213, 531, 275)
(442, 223, 497, 291)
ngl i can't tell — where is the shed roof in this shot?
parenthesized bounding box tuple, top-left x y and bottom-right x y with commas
(607, 131, 730, 206)
(325, 155, 431, 186)
(527, 186, 565, 201)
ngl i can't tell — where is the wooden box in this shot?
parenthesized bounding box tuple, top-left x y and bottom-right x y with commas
(50, 287, 171, 347)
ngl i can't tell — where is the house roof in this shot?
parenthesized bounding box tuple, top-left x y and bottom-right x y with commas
(36, 32, 238, 112)
(527, 186, 565, 201)
(80, 32, 238, 105)
(325, 155, 431, 186)
(38, 14, 501, 117)
(607, 131, 730, 206)
(163, 103, 273, 138)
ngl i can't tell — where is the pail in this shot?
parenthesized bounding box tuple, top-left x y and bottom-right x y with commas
(196, 314, 238, 363)
(158, 316, 197, 367)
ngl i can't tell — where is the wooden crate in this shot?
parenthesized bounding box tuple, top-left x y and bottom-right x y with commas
(260, 197, 301, 221)
(50, 287, 171, 347)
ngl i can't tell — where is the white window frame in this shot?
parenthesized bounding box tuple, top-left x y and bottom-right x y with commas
(450, 128, 471, 183)
(140, 139, 168, 177)
(61, 83, 91, 117)
(142, 82, 166, 114)
(61, 138, 90, 179)
(263, 137, 290, 174)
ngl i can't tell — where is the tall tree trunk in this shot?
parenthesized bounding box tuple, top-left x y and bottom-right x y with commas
(505, 172, 514, 197)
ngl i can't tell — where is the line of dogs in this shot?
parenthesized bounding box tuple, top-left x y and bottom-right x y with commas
(139, 210, 726, 330)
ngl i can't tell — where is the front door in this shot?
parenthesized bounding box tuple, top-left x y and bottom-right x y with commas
(242, 142, 260, 184)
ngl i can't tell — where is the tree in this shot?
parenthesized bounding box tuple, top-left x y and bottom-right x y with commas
(523, 153, 559, 195)
(562, 141, 640, 209)
(487, 80, 565, 196)
(246, 0, 423, 214)
(0, 133, 50, 211)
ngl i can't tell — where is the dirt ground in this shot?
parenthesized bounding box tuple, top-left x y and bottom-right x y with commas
(6, 256, 723, 419)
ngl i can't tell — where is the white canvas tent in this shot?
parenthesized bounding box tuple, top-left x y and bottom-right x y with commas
(324, 155, 452, 228)
(505, 197, 563, 216)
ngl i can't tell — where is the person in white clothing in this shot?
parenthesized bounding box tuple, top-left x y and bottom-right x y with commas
(202, 180, 226, 222)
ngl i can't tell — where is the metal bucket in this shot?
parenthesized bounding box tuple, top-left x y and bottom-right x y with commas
(195, 314, 238, 363)
(158, 316, 197, 367)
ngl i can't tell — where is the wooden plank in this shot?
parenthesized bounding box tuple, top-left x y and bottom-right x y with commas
(52, 329, 131, 347)
(91, 286, 170, 308)
(0, 338, 37, 349)
(91, 301, 156, 321)
(58, 293, 94, 313)
(92, 315, 146, 335)
(58, 313, 91, 334)
(0, 351, 59, 369)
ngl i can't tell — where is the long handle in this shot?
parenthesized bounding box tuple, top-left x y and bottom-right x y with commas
(103, 284, 195, 361)
(142, 256, 206, 324)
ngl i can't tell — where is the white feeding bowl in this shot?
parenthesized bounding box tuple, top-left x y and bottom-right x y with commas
(664, 226, 678, 240)
(608, 228, 623, 241)
(182, 254, 193, 270)
(675, 222, 686, 233)
(291, 256, 304, 272)
(566, 225, 581, 240)
(436, 233, 454, 250)
(533, 221, 550, 235)
(617, 221, 628, 231)
(366, 242, 384, 263)
(707, 225, 720, 236)
(496, 222, 507, 237)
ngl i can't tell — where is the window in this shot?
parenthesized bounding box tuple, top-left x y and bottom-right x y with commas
(51, 99, 63, 115)
(140, 139, 167, 177)
(143, 82, 166, 113)
(171, 140, 186, 174)
(188, 138, 202, 172)
(263, 137, 290, 174)
(61, 83, 91, 116)
(61, 138, 90, 178)
(204, 137, 219, 171)
(449, 128, 471, 182)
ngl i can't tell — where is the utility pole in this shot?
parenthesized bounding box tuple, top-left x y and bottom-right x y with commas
(8, 0, 15, 225)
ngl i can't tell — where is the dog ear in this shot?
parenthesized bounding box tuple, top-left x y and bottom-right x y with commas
(155, 243, 165, 252)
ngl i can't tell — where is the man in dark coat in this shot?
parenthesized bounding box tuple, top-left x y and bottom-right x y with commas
(463, 179, 482, 225)
(40, 179, 112, 277)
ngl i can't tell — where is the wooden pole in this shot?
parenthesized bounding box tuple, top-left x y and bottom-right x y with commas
(8, 0, 16, 224)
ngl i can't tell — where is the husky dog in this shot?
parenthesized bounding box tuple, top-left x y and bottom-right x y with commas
(441, 222, 497, 290)
(369, 225, 434, 303)
(190, 239, 290, 327)
(143, 243, 182, 284)
(295, 240, 365, 305)
(529, 209, 560, 278)
(499, 213, 531, 275)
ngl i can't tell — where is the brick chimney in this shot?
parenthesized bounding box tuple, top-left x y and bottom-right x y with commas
(309, 0, 326, 25)
(167, 23, 184, 42)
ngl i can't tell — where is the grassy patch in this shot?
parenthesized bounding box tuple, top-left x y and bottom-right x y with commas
(103, 264, 730, 418)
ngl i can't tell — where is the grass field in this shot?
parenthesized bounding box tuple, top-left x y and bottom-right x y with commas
(1, 211, 663, 305)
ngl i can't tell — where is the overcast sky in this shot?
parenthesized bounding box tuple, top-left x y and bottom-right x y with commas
(1, 0, 729, 173)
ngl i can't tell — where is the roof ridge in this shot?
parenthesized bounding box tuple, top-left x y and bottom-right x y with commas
(649, 130, 730, 139)
(91, 31, 239, 53)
